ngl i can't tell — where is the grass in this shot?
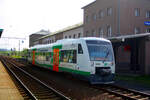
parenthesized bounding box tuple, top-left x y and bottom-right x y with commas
(0, 51, 23, 58)
(115, 74, 150, 86)
(11, 55, 22, 58)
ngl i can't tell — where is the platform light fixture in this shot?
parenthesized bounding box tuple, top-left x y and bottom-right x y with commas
(0, 29, 4, 38)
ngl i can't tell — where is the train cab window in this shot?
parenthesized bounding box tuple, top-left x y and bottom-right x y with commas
(78, 44, 83, 54)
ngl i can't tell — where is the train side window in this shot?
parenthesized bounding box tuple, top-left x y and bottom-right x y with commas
(61, 50, 77, 63)
(78, 44, 83, 54)
(46, 52, 50, 61)
(69, 50, 77, 63)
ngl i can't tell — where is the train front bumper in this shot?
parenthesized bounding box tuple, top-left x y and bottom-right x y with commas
(89, 74, 115, 84)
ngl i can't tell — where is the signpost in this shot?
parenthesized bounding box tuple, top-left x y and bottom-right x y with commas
(144, 21, 150, 26)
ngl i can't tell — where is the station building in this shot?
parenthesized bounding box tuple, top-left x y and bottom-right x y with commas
(82, 0, 150, 75)
(29, 30, 50, 47)
(32, 23, 83, 45)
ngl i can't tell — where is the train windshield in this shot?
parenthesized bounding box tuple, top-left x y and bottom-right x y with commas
(86, 40, 113, 61)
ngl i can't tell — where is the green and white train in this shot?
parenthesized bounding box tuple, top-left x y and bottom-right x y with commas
(27, 37, 115, 84)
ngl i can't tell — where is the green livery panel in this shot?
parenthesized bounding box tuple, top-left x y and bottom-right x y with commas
(30, 44, 90, 76)
(34, 60, 90, 76)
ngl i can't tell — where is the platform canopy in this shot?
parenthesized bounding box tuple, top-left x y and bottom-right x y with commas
(108, 33, 150, 42)
(0, 29, 3, 38)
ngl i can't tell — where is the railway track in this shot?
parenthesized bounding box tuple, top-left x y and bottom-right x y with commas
(91, 84, 150, 100)
(1, 56, 150, 100)
(1, 58, 70, 100)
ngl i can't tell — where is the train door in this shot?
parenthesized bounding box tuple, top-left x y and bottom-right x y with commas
(53, 49, 59, 72)
(77, 44, 85, 69)
(32, 50, 35, 65)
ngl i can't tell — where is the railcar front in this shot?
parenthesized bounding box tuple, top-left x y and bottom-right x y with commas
(85, 38, 115, 84)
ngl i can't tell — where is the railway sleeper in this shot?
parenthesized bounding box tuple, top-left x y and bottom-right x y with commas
(35, 93, 56, 97)
(33, 91, 54, 94)
(37, 96, 60, 100)
(131, 95, 142, 99)
(36, 94, 57, 98)
(138, 97, 149, 100)
(123, 92, 134, 95)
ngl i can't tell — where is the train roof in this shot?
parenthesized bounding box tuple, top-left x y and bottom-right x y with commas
(30, 37, 110, 50)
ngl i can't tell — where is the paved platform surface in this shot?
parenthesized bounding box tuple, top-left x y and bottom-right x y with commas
(0, 61, 23, 100)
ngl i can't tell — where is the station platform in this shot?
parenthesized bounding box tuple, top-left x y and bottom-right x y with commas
(0, 61, 23, 100)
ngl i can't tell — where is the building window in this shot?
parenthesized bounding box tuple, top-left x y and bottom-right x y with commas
(73, 34, 76, 38)
(146, 11, 150, 18)
(134, 27, 140, 34)
(107, 8, 112, 16)
(99, 27, 104, 37)
(69, 35, 71, 38)
(135, 8, 140, 16)
(86, 16, 89, 23)
(146, 28, 150, 33)
(86, 31, 89, 37)
(92, 13, 97, 21)
(107, 25, 112, 37)
(91, 29, 95, 37)
(78, 33, 81, 38)
(65, 36, 67, 39)
(99, 10, 104, 18)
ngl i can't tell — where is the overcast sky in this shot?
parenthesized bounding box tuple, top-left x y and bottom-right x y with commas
(0, 0, 94, 50)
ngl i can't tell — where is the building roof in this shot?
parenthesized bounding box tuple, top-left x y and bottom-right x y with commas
(38, 22, 83, 40)
(31, 29, 50, 36)
(108, 33, 150, 42)
(0, 29, 3, 38)
(82, 1, 96, 9)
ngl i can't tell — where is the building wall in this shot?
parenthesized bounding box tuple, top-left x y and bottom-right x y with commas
(29, 34, 45, 47)
(55, 32, 63, 41)
(145, 40, 150, 75)
(83, 0, 118, 37)
(63, 26, 83, 39)
(40, 35, 56, 44)
(83, 0, 150, 37)
(120, 0, 150, 35)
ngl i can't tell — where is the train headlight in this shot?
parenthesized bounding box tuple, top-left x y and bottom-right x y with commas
(111, 62, 114, 66)
(91, 62, 94, 67)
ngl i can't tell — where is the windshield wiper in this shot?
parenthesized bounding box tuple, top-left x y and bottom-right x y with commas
(103, 50, 109, 63)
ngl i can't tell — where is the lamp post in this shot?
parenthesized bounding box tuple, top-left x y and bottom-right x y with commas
(1, 37, 26, 57)
(118, 0, 120, 34)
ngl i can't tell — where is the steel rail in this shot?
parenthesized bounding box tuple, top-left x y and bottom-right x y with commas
(92, 84, 150, 100)
(1, 59, 37, 100)
(109, 84, 150, 98)
(2, 58, 70, 100)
